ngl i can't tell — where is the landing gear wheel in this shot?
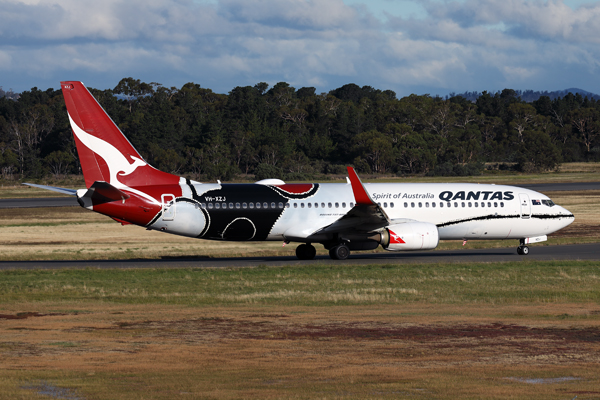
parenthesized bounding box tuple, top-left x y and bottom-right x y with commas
(329, 244, 350, 260)
(296, 243, 316, 260)
(517, 246, 530, 255)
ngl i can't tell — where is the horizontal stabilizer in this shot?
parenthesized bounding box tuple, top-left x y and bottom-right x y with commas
(78, 181, 130, 208)
(22, 183, 77, 196)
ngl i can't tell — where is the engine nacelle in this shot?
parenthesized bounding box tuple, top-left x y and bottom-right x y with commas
(381, 222, 439, 251)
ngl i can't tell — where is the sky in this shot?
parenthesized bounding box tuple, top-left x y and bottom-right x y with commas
(1, 0, 600, 97)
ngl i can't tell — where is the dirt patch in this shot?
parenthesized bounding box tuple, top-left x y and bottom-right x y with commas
(2, 304, 600, 398)
(0, 312, 66, 320)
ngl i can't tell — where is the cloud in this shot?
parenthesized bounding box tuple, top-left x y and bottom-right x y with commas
(218, 0, 365, 30)
(423, 0, 600, 43)
(1, 0, 600, 95)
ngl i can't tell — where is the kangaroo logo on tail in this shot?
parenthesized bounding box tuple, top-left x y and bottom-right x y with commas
(69, 114, 147, 182)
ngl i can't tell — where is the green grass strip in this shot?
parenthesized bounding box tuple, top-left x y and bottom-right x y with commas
(1, 260, 599, 306)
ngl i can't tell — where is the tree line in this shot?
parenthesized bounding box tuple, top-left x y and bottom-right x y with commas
(1, 78, 599, 182)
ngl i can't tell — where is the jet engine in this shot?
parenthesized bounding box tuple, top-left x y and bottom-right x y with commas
(379, 222, 439, 251)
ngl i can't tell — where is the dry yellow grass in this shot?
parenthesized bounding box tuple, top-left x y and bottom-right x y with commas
(0, 207, 297, 260)
(1, 303, 600, 399)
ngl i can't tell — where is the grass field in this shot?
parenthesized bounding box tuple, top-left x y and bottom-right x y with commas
(1, 261, 600, 399)
(1, 166, 599, 399)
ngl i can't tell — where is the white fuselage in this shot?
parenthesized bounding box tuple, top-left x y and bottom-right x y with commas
(267, 182, 573, 242)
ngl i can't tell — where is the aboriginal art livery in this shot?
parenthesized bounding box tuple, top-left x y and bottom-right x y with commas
(26, 81, 575, 260)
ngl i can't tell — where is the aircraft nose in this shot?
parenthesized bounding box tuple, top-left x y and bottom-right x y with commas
(558, 206, 575, 228)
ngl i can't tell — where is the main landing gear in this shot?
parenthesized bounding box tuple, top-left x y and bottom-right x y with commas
(517, 239, 529, 255)
(295, 242, 352, 260)
(296, 243, 316, 260)
(329, 243, 350, 260)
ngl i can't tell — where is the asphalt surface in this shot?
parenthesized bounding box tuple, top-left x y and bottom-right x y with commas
(0, 197, 78, 208)
(518, 181, 600, 192)
(0, 243, 598, 270)
(1, 181, 599, 209)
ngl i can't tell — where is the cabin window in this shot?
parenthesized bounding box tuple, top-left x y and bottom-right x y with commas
(229, 202, 234, 209)
(390, 202, 394, 208)
(314, 203, 319, 208)
(335, 202, 339, 208)
(480, 202, 484, 208)
(474, 202, 478, 207)
(301, 203, 305, 208)
(263, 202, 268, 209)
(461, 202, 465, 207)
(293, 203, 297, 208)
(201, 203, 207, 209)
(432, 202, 436, 208)
(468, 202, 472, 207)
(500, 202, 504, 207)
(383, 202, 388, 208)
(271, 202, 276, 209)
(321, 203, 325, 208)
(235, 202, 240, 209)
(328, 202, 332, 208)
(279, 202, 284, 209)
(342, 202, 346, 208)
(404, 202, 408, 208)
(350, 202, 355, 208)
(425, 202, 429, 208)
(488, 202, 491, 207)
(215, 203, 220, 209)
(411, 202, 415, 208)
(208, 203, 213, 209)
(494, 202, 498, 207)
(377, 202, 381, 207)
(453, 202, 457, 207)
(308, 203, 312, 208)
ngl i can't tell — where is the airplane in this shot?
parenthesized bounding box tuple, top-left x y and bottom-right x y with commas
(26, 81, 575, 260)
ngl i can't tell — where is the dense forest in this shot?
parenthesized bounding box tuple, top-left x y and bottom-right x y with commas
(1, 78, 599, 182)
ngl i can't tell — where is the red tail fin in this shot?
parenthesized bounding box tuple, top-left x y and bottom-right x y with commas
(60, 81, 179, 189)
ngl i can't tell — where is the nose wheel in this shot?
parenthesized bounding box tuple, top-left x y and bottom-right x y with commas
(517, 239, 529, 255)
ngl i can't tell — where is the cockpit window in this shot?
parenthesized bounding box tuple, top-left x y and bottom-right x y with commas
(542, 199, 555, 207)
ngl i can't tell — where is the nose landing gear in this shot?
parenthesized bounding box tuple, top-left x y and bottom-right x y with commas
(517, 239, 529, 255)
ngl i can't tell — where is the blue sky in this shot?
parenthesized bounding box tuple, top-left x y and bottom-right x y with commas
(1, 0, 600, 97)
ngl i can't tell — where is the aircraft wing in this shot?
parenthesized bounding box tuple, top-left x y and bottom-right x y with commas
(311, 167, 391, 235)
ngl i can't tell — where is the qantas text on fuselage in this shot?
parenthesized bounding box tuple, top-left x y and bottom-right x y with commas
(25, 81, 574, 260)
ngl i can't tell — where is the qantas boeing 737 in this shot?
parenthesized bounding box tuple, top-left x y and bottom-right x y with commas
(26, 81, 575, 260)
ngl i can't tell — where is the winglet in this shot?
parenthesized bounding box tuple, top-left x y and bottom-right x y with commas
(347, 166, 375, 205)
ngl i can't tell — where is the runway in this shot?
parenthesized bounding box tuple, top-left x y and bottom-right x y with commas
(1, 181, 598, 209)
(0, 242, 598, 270)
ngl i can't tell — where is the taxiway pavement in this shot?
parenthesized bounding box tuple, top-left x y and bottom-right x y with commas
(0, 242, 598, 270)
